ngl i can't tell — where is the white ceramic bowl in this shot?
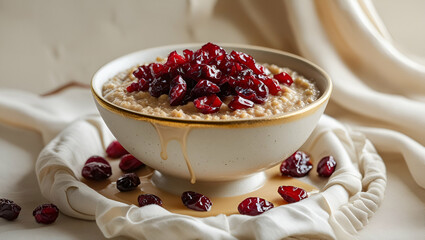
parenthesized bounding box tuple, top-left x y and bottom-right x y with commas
(91, 44, 332, 196)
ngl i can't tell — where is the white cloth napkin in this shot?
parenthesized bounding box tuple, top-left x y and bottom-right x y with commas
(0, 87, 390, 239)
(34, 109, 384, 239)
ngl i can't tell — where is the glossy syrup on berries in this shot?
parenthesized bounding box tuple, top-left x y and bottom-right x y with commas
(138, 194, 163, 207)
(181, 191, 212, 211)
(317, 156, 337, 177)
(237, 197, 274, 216)
(106, 141, 129, 158)
(82, 156, 112, 180)
(278, 186, 308, 203)
(280, 151, 313, 177)
(116, 173, 141, 192)
(119, 154, 145, 172)
(128, 43, 294, 113)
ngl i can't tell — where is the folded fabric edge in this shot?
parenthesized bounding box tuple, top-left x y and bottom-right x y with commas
(34, 115, 387, 239)
(354, 126, 425, 189)
(324, 127, 386, 238)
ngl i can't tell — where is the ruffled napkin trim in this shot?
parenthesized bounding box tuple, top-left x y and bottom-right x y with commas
(35, 115, 386, 239)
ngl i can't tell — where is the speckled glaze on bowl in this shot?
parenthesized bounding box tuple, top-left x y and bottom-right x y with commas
(91, 43, 332, 196)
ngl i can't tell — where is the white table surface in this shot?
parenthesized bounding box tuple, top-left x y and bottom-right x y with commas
(0, 0, 424, 239)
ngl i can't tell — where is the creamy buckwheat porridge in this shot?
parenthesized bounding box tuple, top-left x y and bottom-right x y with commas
(102, 43, 320, 120)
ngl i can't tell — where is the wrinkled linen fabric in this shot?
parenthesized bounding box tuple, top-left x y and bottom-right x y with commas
(0, 0, 424, 239)
(0, 88, 388, 239)
(36, 112, 384, 240)
(283, 0, 425, 188)
(235, 0, 425, 188)
(0, 88, 96, 144)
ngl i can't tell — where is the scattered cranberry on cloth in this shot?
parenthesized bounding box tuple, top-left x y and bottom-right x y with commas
(0, 0, 424, 237)
(34, 115, 386, 239)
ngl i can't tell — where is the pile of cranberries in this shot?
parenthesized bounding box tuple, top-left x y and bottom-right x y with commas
(127, 43, 294, 113)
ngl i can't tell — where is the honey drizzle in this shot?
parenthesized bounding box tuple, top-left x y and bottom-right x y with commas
(83, 162, 318, 217)
(152, 123, 195, 183)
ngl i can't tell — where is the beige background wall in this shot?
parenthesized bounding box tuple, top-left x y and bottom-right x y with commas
(0, 0, 424, 94)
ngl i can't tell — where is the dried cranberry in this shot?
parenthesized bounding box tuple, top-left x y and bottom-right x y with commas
(231, 50, 264, 75)
(254, 63, 267, 75)
(166, 51, 187, 67)
(278, 186, 308, 203)
(317, 156, 337, 177)
(169, 75, 187, 106)
(228, 96, 254, 110)
(218, 56, 241, 75)
(193, 94, 222, 114)
(0, 198, 21, 221)
(200, 42, 226, 59)
(235, 87, 256, 100)
(148, 78, 170, 97)
(231, 51, 254, 69)
(193, 49, 210, 64)
(138, 194, 163, 207)
(82, 156, 112, 180)
(85, 155, 109, 165)
(251, 80, 269, 103)
(209, 53, 226, 67)
(183, 63, 203, 80)
(106, 141, 129, 158)
(126, 82, 138, 93)
(201, 65, 222, 83)
(119, 154, 144, 172)
(191, 79, 220, 98)
(193, 43, 225, 65)
(260, 77, 281, 95)
(217, 81, 233, 98)
(181, 191, 212, 211)
(280, 151, 313, 177)
(33, 203, 59, 224)
(237, 197, 274, 216)
(127, 78, 149, 93)
(230, 63, 243, 76)
(231, 76, 268, 104)
(160, 65, 174, 79)
(237, 68, 256, 80)
(251, 64, 266, 75)
(274, 72, 293, 86)
(133, 65, 151, 80)
(116, 173, 141, 192)
(183, 49, 194, 62)
(148, 63, 165, 78)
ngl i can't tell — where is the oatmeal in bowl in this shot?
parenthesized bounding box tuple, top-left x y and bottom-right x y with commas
(91, 43, 332, 196)
(102, 43, 320, 120)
